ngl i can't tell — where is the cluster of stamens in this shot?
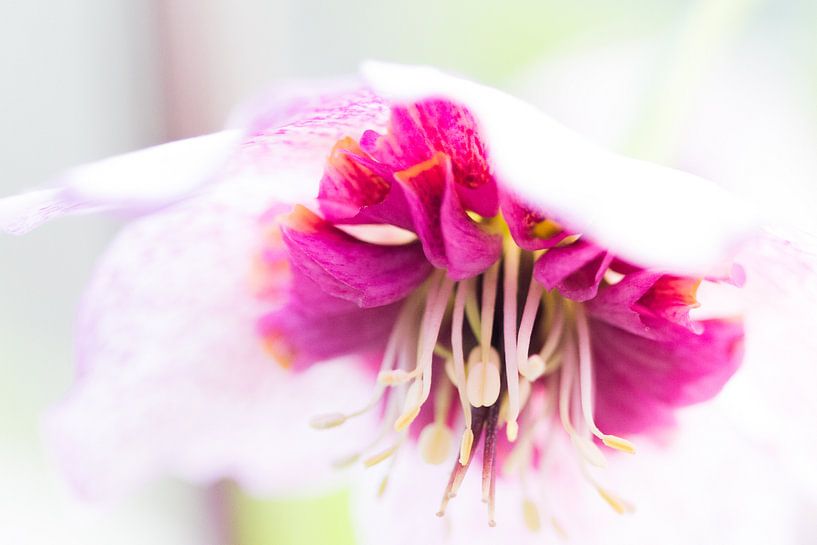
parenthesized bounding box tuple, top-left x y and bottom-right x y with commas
(311, 235, 636, 531)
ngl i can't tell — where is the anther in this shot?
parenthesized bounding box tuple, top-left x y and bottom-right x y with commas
(522, 499, 541, 532)
(419, 423, 453, 465)
(458, 429, 474, 465)
(363, 443, 400, 467)
(597, 487, 634, 515)
(309, 412, 347, 430)
(394, 380, 423, 432)
(466, 347, 501, 408)
(377, 368, 419, 385)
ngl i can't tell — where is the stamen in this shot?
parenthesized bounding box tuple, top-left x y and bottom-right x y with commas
(419, 276, 455, 403)
(419, 423, 453, 465)
(377, 367, 420, 386)
(479, 262, 500, 358)
(551, 517, 568, 539)
(597, 487, 634, 515)
(522, 499, 541, 532)
(313, 295, 421, 429)
(574, 306, 635, 455)
(466, 346, 501, 408)
(558, 336, 607, 468)
(451, 280, 475, 464)
(437, 407, 487, 517)
(464, 284, 482, 342)
(363, 442, 400, 467)
(516, 272, 544, 379)
(578, 460, 635, 515)
(419, 379, 453, 465)
(433, 344, 453, 360)
(502, 242, 522, 441)
(393, 274, 453, 432)
(394, 379, 423, 432)
(309, 412, 348, 430)
(538, 295, 564, 363)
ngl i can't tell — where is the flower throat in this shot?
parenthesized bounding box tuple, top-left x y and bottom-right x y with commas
(311, 235, 637, 530)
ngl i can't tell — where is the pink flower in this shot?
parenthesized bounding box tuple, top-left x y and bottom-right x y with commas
(1, 63, 766, 540)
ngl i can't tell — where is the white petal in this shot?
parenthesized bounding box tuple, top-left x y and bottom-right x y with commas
(2, 83, 389, 234)
(511, 36, 817, 488)
(361, 61, 758, 275)
(0, 131, 240, 234)
(351, 408, 809, 545)
(46, 180, 378, 500)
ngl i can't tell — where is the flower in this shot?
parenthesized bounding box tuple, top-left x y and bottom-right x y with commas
(1, 63, 764, 540)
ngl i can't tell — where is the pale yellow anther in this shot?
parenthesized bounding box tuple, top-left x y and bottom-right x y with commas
(522, 499, 541, 532)
(556, 233, 582, 247)
(363, 444, 399, 468)
(394, 407, 421, 432)
(603, 269, 625, 285)
(459, 428, 474, 465)
(309, 412, 347, 430)
(602, 434, 636, 454)
(378, 368, 415, 386)
(524, 354, 546, 380)
(394, 380, 423, 432)
(466, 347, 501, 408)
(571, 435, 607, 468)
(506, 419, 519, 442)
(332, 453, 360, 469)
(531, 219, 562, 240)
(418, 422, 453, 465)
(597, 487, 634, 515)
(377, 476, 389, 497)
(551, 517, 568, 540)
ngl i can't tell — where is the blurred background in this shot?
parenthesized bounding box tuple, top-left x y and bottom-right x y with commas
(1, 1, 815, 544)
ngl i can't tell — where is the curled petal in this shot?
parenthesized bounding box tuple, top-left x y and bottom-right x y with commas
(281, 205, 433, 307)
(534, 240, 612, 301)
(500, 192, 569, 251)
(393, 154, 502, 279)
(362, 61, 758, 275)
(586, 270, 700, 338)
(361, 100, 498, 218)
(317, 138, 414, 229)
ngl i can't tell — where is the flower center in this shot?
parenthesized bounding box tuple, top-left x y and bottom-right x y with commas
(310, 230, 637, 529)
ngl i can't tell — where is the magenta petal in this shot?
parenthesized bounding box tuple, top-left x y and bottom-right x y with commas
(258, 273, 400, 370)
(281, 206, 432, 307)
(394, 154, 501, 279)
(362, 100, 498, 217)
(317, 139, 413, 229)
(586, 270, 702, 338)
(499, 192, 569, 251)
(440, 169, 503, 279)
(592, 317, 744, 436)
(533, 240, 611, 301)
